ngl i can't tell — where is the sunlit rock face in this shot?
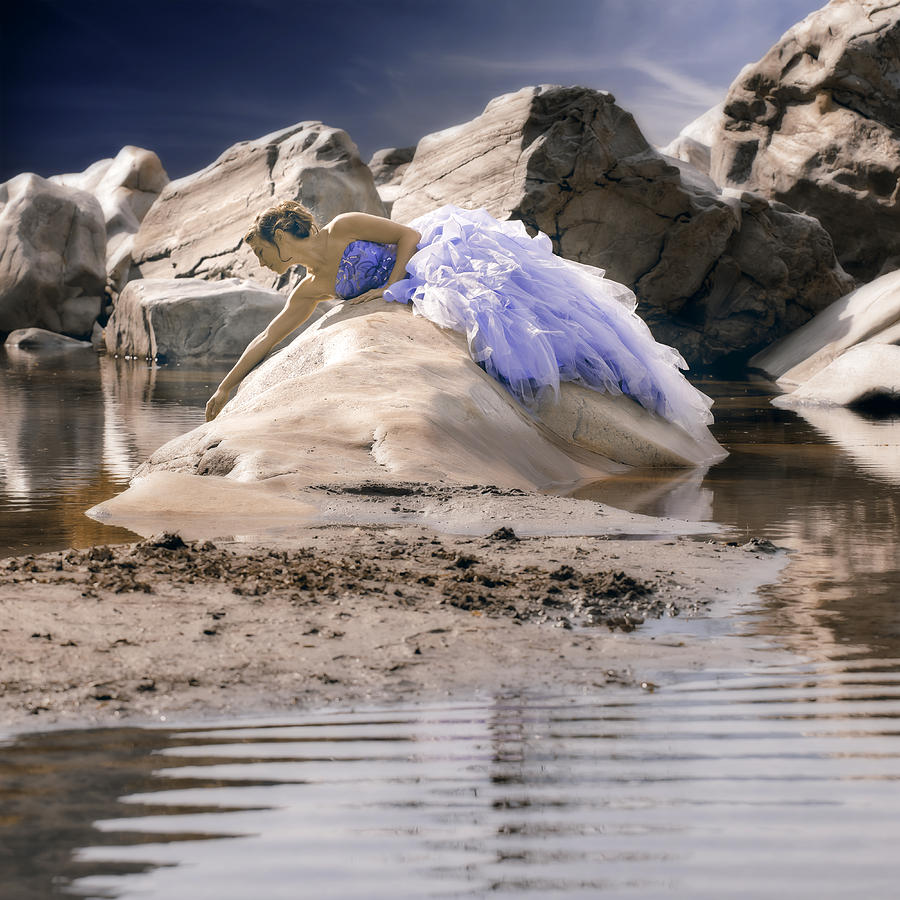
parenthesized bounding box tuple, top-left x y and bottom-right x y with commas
(0, 174, 106, 338)
(104, 277, 287, 363)
(753, 269, 900, 410)
(127, 301, 723, 499)
(390, 85, 852, 368)
(771, 343, 900, 410)
(51, 146, 169, 293)
(659, 103, 724, 175)
(367, 147, 415, 215)
(131, 123, 386, 291)
(4, 328, 92, 352)
(752, 268, 900, 386)
(710, 0, 900, 281)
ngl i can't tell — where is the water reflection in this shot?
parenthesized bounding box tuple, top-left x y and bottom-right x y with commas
(576, 379, 900, 664)
(3, 673, 899, 899)
(0, 350, 228, 557)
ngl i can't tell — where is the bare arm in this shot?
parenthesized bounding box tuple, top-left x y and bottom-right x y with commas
(205, 277, 329, 421)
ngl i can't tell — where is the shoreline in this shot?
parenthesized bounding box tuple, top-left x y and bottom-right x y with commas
(0, 521, 788, 736)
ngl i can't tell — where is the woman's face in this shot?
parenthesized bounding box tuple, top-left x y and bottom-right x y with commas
(248, 236, 288, 274)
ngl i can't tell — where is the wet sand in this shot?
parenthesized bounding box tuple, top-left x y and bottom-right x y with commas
(0, 512, 786, 733)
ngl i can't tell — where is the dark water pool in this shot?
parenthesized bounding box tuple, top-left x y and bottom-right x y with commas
(1, 350, 899, 898)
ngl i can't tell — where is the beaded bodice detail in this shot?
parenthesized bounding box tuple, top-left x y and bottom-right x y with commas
(334, 240, 397, 300)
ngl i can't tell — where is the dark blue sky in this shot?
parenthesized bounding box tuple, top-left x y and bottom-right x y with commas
(1, 0, 823, 183)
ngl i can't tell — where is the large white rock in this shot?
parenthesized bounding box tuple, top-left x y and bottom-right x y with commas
(0, 173, 106, 337)
(752, 268, 900, 385)
(131, 122, 386, 292)
(390, 85, 852, 367)
(104, 277, 287, 363)
(771, 343, 900, 409)
(90, 300, 726, 539)
(660, 103, 724, 174)
(710, 0, 900, 281)
(117, 300, 724, 483)
(52, 146, 170, 292)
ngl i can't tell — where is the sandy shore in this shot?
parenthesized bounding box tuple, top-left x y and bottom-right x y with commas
(0, 508, 786, 733)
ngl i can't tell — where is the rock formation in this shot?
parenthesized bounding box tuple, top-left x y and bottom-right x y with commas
(131, 122, 386, 292)
(4, 328, 92, 352)
(752, 268, 900, 385)
(752, 268, 900, 410)
(51, 145, 169, 293)
(709, 0, 900, 281)
(368, 146, 415, 214)
(122, 300, 723, 510)
(660, 103, 724, 175)
(0, 174, 106, 337)
(104, 277, 289, 363)
(390, 85, 852, 367)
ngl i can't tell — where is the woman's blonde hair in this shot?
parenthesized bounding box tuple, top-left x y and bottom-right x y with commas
(244, 199, 319, 246)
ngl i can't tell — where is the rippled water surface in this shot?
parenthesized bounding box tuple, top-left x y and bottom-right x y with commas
(3, 672, 900, 899)
(1, 351, 899, 897)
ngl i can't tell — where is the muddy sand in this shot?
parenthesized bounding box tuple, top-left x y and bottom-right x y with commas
(0, 485, 787, 733)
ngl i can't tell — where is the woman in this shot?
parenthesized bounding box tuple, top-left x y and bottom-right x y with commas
(205, 201, 717, 452)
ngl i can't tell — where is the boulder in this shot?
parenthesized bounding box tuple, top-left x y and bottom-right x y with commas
(751, 268, 900, 385)
(0, 173, 106, 337)
(390, 85, 852, 367)
(123, 300, 724, 486)
(131, 122, 386, 291)
(771, 343, 900, 409)
(709, 0, 900, 281)
(104, 277, 287, 363)
(367, 146, 415, 215)
(659, 103, 724, 174)
(52, 146, 170, 292)
(4, 327, 92, 352)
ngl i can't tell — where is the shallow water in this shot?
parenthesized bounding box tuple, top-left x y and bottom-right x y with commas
(1, 351, 899, 897)
(3, 672, 900, 899)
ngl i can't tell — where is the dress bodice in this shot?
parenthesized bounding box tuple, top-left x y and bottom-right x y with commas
(334, 240, 397, 300)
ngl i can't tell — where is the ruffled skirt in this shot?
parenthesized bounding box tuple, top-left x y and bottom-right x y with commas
(383, 205, 716, 444)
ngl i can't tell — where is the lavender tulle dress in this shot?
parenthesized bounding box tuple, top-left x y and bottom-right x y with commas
(334, 205, 716, 445)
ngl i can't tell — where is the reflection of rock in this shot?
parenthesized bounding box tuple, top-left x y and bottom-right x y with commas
(4, 328, 92, 352)
(51, 146, 169, 293)
(709, 1, 900, 281)
(104, 277, 287, 363)
(787, 405, 900, 486)
(367, 147, 415, 215)
(0, 174, 106, 337)
(771, 344, 900, 410)
(659, 103, 724, 175)
(752, 269, 900, 385)
(97, 356, 208, 480)
(390, 85, 852, 367)
(132, 123, 385, 291)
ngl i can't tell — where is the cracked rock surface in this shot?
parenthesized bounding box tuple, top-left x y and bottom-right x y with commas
(103, 277, 288, 363)
(131, 122, 386, 291)
(710, 0, 900, 281)
(390, 85, 852, 367)
(51, 145, 169, 294)
(0, 173, 106, 337)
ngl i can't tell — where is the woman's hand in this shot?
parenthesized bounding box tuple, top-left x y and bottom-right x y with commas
(347, 288, 385, 306)
(205, 387, 230, 422)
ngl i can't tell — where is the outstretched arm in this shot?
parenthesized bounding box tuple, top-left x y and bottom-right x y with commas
(205, 277, 328, 421)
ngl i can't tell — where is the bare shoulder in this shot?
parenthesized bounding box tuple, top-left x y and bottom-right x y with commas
(326, 211, 419, 244)
(286, 272, 333, 306)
